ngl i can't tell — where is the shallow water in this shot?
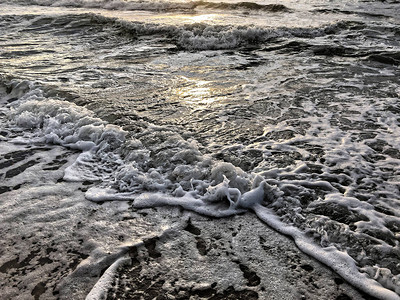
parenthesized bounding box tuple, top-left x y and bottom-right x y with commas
(0, 0, 399, 298)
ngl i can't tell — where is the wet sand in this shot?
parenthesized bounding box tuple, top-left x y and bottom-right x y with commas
(0, 146, 374, 299)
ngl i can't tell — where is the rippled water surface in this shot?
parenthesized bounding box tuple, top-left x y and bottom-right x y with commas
(0, 0, 399, 298)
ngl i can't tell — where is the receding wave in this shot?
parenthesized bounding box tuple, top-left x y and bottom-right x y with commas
(2, 76, 400, 299)
(0, 0, 291, 13)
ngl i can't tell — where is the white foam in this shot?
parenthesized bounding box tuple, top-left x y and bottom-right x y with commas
(8, 93, 127, 150)
(85, 178, 400, 299)
(253, 204, 400, 300)
(4, 81, 399, 297)
(85, 13, 350, 50)
(85, 256, 131, 300)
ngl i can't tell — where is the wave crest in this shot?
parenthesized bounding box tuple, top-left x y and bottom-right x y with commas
(90, 14, 361, 50)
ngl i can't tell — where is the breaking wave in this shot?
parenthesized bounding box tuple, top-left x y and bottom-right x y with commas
(87, 14, 368, 50)
(0, 12, 368, 51)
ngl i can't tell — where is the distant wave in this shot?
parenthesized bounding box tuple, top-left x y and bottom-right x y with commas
(0, 0, 291, 13)
(0, 12, 368, 51)
(313, 8, 392, 19)
(89, 14, 365, 50)
(193, 1, 291, 12)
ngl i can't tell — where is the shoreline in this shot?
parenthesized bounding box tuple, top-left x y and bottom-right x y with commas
(0, 147, 377, 299)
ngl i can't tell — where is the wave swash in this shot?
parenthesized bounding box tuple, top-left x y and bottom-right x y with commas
(0, 0, 400, 299)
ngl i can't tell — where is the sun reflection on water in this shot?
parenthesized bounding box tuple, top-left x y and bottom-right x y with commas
(187, 14, 219, 23)
(176, 77, 223, 105)
(154, 13, 221, 25)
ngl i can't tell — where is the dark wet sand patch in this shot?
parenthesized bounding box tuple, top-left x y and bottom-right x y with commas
(0, 149, 35, 169)
(43, 159, 68, 171)
(5, 160, 38, 178)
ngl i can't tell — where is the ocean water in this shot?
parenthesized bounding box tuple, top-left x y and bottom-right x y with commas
(0, 0, 399, 299)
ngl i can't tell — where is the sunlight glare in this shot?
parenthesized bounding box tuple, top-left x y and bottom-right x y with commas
(177, 78, 218, 105)
(189, 14, 218, 23)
